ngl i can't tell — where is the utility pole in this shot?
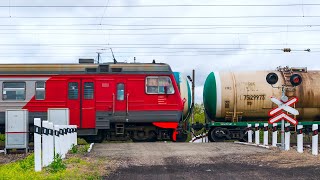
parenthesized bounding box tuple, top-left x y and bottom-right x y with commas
(96, 52, 101, 64)
(187, 70, 195, 139)
(192, 69, 195, 126)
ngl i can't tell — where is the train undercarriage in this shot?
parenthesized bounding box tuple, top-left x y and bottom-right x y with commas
(80, 122, 188, 143)
(206, 122, 320, 142)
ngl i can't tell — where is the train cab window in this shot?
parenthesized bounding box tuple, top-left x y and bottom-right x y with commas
(68, 82, 79, 99)
(3, 82, 26, 100)
(117, 83, 125, 101)
(84, 82, 94, 99)
(35, 81, 45, 100)
(146, 76, 174, 94)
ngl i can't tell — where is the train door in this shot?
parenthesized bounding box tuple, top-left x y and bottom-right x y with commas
(81, 79, 95, 128)
(67, 79, 81, 127)
(67, 78, 96, 129)
(114, 79, 127, 117)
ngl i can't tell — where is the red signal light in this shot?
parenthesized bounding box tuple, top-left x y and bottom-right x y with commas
(290, 74, 302, 86)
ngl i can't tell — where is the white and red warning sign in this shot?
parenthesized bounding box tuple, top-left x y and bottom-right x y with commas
(268, 97, 299, 125)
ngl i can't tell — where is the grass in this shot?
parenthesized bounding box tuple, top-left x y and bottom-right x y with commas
(77, 138, 88, 145)
(0, 153, 109, 180)
(70, 144, 91, 154)
(0, 133, 5, 142)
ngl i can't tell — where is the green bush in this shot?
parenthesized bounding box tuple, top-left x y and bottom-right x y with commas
(19, 154, 35, 170)
(0, 133, 5, 142)
(77, 138, 88, 145)
(70, 144, 78, 154)
(78, 144, 91, 154)
(47, 153, 66, 173)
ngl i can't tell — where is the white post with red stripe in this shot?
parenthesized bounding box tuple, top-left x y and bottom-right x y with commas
(272, 123, 278, 147)
(247, 124, 252, 143)
(297, 125, 303, 153)
(263, 123, 268, 146)
(285, 123, 290, 151)
(312, 124, 318, 156)
(255, 123, 260, 145)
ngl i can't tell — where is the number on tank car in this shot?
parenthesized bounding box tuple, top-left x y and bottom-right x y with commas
(243, 94, 266, 100)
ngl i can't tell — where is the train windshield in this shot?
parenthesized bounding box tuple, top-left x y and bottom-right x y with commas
(146, 76, 174, 94)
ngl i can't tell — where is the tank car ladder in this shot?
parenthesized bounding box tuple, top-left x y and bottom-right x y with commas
(279, 66, 294, 88)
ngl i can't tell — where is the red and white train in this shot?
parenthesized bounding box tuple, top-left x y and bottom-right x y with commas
(0, 60, 191, 142)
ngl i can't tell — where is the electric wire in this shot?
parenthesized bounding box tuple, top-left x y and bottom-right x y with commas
(0, 4, 319, 7)
(1, 16, 320, 19)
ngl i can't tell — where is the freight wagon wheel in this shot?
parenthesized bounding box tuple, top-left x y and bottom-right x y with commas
(208, 128, 227, 142)
(238, 129, 248, 142)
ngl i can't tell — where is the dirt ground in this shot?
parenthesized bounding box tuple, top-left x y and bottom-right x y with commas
(90, 142, 320, 180)
(0, 152, 29, 164)
(1, 142, 319, 179)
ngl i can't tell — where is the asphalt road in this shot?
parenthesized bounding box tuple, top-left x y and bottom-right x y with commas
(90, 143, 320, 180)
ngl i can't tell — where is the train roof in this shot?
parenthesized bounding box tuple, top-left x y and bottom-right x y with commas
(0, 62, 173, 75)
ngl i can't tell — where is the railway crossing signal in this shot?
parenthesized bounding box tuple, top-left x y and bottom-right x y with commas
(268, 97, 299, 125)
(266, 73, 302, 87)
(266, 73, 278, 85)
(266, 68, 302, 150)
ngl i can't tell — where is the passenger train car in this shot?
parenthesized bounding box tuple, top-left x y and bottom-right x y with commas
(0, 60, 191, 142)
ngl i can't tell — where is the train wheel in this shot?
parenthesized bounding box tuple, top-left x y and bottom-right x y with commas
(239, 129, 249, 142)
(147, 130, 157, 142)
(208, 128, 227, 142)
(176, 132, 188, 142)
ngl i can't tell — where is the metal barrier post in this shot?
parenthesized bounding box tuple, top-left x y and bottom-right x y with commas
(263, 123, 268, 145)
(248, 124, 252, 143)
(272, 123, 278, 147)
(255, 123, 260, 145)
(285, 123, 290, 151)
(297, 125, 303, 153)
(312, 124, 318, 156)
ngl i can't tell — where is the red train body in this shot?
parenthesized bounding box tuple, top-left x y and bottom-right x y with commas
(0, 62, 186, 142)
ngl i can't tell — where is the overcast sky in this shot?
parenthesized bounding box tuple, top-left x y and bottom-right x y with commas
(0, 0, 320, 102)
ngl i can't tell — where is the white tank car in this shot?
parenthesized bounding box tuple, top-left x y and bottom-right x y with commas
(203, 67, 320, 122)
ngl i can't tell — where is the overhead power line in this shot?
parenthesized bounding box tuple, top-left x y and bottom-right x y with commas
(1, 51, 318, 58)
(0, 4, 319, 7)
(0, 43, 320, 46)
(0, 26, 319, 31)
(0, 29, 319, 35)
(0, 24, 319, 28)
(0, 43, 318, 46)
(1, 16, 320, 19)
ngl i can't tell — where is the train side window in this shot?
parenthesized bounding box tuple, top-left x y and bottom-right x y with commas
(3, 82, 26, 100)
(35, 81, 45, 100)
(68, 82, 79, 99)
(146, 76, 174, 94)
(117, 83, 125, 101)
(84, 82, 94, 99)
